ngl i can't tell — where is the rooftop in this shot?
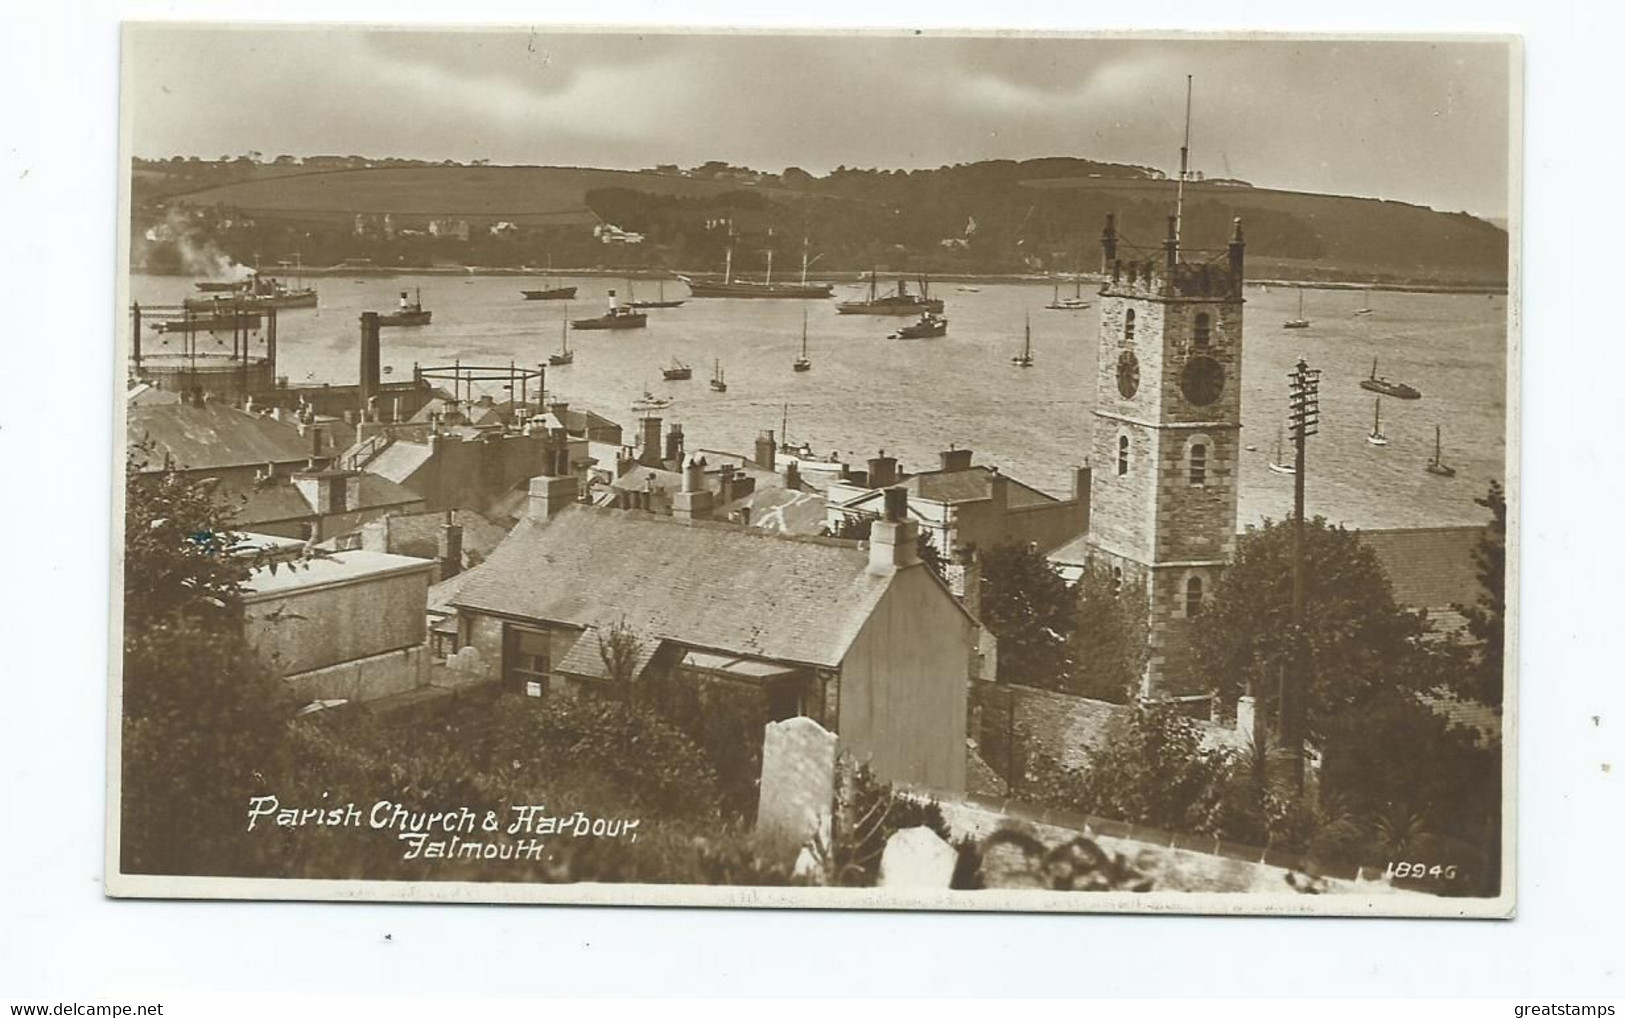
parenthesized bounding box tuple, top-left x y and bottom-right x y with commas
(244, 549, 438, 600)
(450, 505, 901, 668)
(1358, 526, 1487, 612)
(129, 401, 316, 472)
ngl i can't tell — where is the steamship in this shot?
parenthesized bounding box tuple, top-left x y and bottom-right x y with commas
(571, 290, 647, 330)
(378, 289, 432, 327)
(836, 273, 944, 316)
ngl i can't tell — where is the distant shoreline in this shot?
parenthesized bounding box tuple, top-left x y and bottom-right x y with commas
(137, 265, 1510, 297)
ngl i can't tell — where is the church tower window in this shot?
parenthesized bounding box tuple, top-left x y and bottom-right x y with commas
(1118, 435, 1130, 475)
(1124, 308, 1136, 341)
(1194, 312, 1211, 347)
(1189, 442, 1208, 485)
(1185, 575, 1204, 617)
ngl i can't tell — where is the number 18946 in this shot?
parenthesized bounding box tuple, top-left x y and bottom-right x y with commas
(1386, 861, 1459, 881)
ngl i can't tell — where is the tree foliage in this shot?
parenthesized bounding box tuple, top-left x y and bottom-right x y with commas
(979, 542, 1076, 687)
(1069, 561, 1151, 703)
(1458, 481, 1507, 709)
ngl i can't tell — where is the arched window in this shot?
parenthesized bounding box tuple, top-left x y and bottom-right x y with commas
(1117, 434, 1130, 476)
(1124, 308, 1136, 341)
(1185, 575, 1204, 617)
(1112, 566, 1124, 598)
(1189, 442, 1208, 485)
(1194, 312, 1211, 347)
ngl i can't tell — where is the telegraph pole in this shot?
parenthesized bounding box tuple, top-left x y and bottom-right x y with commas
(1285, 358, 1320, 795)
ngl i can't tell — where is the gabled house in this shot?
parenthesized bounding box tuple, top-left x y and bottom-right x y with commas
(443, 471, 975, 791)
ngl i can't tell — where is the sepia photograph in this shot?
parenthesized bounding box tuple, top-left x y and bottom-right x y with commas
(107, 25, 1517, 916)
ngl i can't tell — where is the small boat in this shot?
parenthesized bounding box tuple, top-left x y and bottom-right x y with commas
(1267, 427, 1295, 475)
(1367, 398, 1390, 447)
(1359, 357, 1422, 400)
(1045, 277, 1091, 311)
(662, 357, 692, 381)
(836, 273, 944, 316)
(957, 285, 981, 293)
(1283, 288, 1310, 329)
(627, 279, 686, 310)
(1010, 314, 1034, 367)
(889, 312, 948, 340)
(793, 308, 812, 372)
(1426, 425, 1458, 477)
(631, 391, 674, 413)
(548, 313, 573, 366)
(571, 290, 647, 331)
(382, 365, 394, 375)
(709, 359, 728, 392)
(522, 259, 576, 301)
(379, 288, 432, 327)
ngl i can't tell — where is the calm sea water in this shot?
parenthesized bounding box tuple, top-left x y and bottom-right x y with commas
(130, 273, 1508, 530)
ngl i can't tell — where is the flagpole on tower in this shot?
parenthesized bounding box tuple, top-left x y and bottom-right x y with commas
(1174, 74, 1193, 254)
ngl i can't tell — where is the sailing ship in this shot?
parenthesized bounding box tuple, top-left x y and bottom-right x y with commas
(1367, 398, 1390, 447)
(1282, 287, 1310, 329)
(793, 308, 812, 372)
(889, 311, 948, 340)
(571, 290, 647, 331)
(709, 359, 728, 392)
(547, 313, 573, 366)
(1267, 427, 1295, 475)
(1010, 315, 1034, 367)
(1359, 357, 1421, 400)
(521, 258, 576, 301)
(662, 357, 693, 381)
(1425, 425, 1457, 477)
(627, 278, 686, 309)
(1045, 276, 1091, 311)
(378, 288, 432, 327)
(679, 228, 834, 299)
(837, 273, 944, 316)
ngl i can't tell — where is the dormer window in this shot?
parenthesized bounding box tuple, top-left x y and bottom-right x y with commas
(1194, 312, 1211, 347)
(1124, 308, 1136, 342)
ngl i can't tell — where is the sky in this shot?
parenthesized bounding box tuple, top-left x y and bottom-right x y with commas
(122, 28, 1515, 218)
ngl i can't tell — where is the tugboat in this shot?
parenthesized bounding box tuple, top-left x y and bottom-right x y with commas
(1282, 287, 1310, 329)
(1367, 398, 1390, 447)
(547, 313, 573, 366)
(837, 273, 944, 316)
(889, 311, 948, 340)
(378, 288, 432, 327)
(627, 278, 686, 310)
(1010, 314, 1035, 367)
(662, 357, 692, 381)
(1359, 357, 1421, 400)
(1426, 425, 1458, 478)
(679, 228, 834, 299)
(571, 290, 647, 331)
(709, 360, 728, 392)
(792, 308, 812, 372)
(1267, 427, 1295, 475)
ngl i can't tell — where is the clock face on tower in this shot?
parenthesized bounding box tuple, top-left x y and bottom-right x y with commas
(1117, 351, 1140, 399)
(1180, 355, 1225, 406)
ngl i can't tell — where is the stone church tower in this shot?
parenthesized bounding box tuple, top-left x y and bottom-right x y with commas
(1085, 212, 1247, 698)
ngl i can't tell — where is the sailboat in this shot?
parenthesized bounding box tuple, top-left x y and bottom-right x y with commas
(1267, 427, 1295, 475)
(1283, 287, 1310, 329)
(709, 359, 728, 392)
(793, 308, 812, 372)
(548, 310, 573, 366)
(1426, 425, 1457, 477)
(1367, 398, 1389, 447)
(521, 258, 576, 301)
(662, 357, 692, 381)
(627, 278, 685, 309)
(1011, 314, 1035, 367)
(1045, 276, 1091, 311)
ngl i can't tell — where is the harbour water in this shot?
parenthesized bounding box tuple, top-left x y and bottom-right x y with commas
(129, 273, 1509, 531)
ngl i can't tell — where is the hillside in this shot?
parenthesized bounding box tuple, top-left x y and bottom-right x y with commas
(132, 158, 1507, 287)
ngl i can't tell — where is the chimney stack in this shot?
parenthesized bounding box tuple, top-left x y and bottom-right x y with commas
(755, 430, 776, 472)
(949, 546, 982, 621)
(867, 449, 898, 488)
(438, 511, 464, 581)
(784, 460, 801, 491)
(939, 446, 973, 472)
(527, 472, 579, 521)
(869, 487, 920, 574)
(673, 453, 714, 522)
(1228, 217, 1246, 290)
(548, 400, 570, 429)
(359, 312, 381, 416)
(639, 416, 663, 467)
(665, 422, 685, 464)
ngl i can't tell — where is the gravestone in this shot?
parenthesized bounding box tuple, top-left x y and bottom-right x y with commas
(879, 826, 958, 889)
(755, 716, 838, 858)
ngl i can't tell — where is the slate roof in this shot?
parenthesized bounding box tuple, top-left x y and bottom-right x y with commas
(366, 440, 436, 486)
(1047, 532, 1094, 568)
(907, 466, 1057, 508)
(450, 505, 897, 668)
(243, 549, 437, 599)
(1358, 526, 1486, 611)
(370, 508, 511, 562)
(129, 402, 314, 472)
(715, 486, 829, 537)
(555, 627, 661, 680)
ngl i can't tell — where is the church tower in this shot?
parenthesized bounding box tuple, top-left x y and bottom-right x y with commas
(1086, 211, 1247, 698)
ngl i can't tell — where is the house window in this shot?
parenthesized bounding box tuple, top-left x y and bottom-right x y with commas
(1189, 442, 1208, 485)
(1194, 312, 1211, 347)
(504, 626, 551, 697)
(1124, 308, 1136, 341)
(1185, 575, 1204, 617)
(1118, 435, 1130, 476)
(1112, 566, 1124, 598)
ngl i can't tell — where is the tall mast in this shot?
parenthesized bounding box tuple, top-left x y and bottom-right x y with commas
(724, 219, 735, 284)
(801, 236, 810, 286)
(801, 307, 809, 357)
(1174, 74, 1193, 255)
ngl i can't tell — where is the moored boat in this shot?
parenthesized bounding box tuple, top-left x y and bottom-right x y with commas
(627, 279, 686, 309)
(379, 288, 432, 327)
(793, 308, 812, 372)
(679, 228, 834, 299)
(572, 290, 647, 331)
(889, 311, 948, 340)
(1010, 315, 1034, 367)
(1359, 357, 1421, 400)
(548, 314, 573, 366)
(523, 285, 577, 301)
(1283, 287, 1310, 329)
(1367, 397, 1390, 447)
(1426, 425, 1457, 477)
(662, 357, 692, 381)
(709, 359, 728, 392)
(837, 273, 944, 315)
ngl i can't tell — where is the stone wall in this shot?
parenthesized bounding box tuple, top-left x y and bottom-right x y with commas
(283, 645, 427, 703)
